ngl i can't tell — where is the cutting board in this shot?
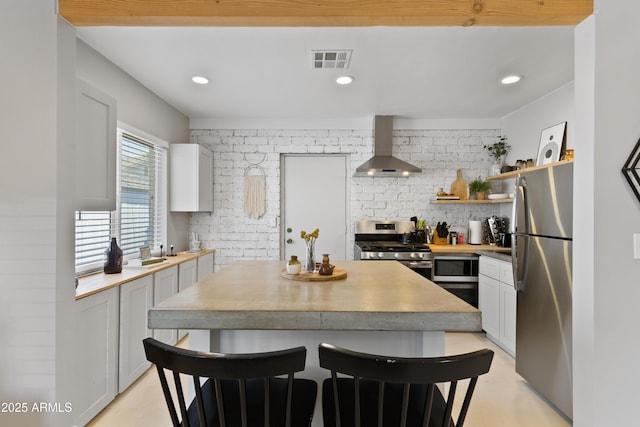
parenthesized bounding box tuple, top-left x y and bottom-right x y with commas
(280, 268, 347, 281)
(450, 168, 469, 200)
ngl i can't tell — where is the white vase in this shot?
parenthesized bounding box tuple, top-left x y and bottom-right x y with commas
(489, 162, 503, 177)
(286, 255, 302, 274)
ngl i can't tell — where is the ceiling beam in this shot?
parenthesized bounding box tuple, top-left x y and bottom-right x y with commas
(59, 0, 593, 27)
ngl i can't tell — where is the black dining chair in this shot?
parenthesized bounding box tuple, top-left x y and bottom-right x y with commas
(143, 337, 317, 427)
(318, 343, 494, 427)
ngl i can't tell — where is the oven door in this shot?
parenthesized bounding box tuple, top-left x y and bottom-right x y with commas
(432, 255, 478, 307)
(399, 260, 432, 280)
(436, 282, 478, 307)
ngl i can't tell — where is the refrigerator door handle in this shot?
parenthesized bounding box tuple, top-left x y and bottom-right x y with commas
(513, 234, 530, 291)
(512, 177, 529, 291)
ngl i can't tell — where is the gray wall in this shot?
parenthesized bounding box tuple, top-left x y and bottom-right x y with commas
(76, 40, 192, 251)
(0, 4, 76, 426)
(502, 81, 575, 161)
(573, 2, 640, 424)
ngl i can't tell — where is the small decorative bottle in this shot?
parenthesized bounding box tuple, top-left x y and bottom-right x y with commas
(318, 254, 335, 276)
(104, 237, 123, 274)
(286, 255, 302, 275)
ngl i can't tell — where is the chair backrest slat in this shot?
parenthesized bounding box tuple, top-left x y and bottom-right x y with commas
(213, 378, 226, 427)
(318, 343, 493, 427)
(193, 375, 208, 427)
(456, 377, 478, 427)
(143, 337, 317, 427)
(377, 381, 385, 427)
(400, 383, 410, 427)
(330, 371, 342, 427)
(421, 384, 435, 427)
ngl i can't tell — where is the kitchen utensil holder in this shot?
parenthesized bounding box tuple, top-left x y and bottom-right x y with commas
(432, 233, 449, 245)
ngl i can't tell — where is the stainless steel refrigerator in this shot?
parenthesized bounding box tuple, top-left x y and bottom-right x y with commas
(511, 161, 573, 419)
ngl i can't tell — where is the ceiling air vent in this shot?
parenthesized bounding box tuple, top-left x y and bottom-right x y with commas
(312, 50, 352, 69)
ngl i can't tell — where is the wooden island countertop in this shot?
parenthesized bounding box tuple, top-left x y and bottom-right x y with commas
(148, 260, 481, 332)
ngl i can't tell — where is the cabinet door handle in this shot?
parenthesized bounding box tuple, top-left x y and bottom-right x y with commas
(286, 238, 293, 244)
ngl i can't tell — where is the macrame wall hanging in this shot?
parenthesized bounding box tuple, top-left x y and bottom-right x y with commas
(244, 154, 266, 219)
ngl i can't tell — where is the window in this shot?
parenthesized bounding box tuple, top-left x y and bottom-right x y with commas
(75, 126, 167, 274)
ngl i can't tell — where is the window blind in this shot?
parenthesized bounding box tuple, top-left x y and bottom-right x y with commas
(118, 132, 167, 258)
(75, 129, 167, 275)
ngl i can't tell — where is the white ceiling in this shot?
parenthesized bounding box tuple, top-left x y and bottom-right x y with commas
(76, 26, 575, 121)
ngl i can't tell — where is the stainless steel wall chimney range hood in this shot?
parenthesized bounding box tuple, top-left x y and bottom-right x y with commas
(354, 116, 422, 177)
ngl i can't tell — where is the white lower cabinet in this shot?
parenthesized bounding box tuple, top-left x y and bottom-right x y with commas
(478, 273, 500, 339)
(75, 287, 118, 426)
(499, 262, 517, 353)
(178, 259, 198, 339)
(118, 275, 153, 393)
(179, 259, 198, 292)
(153, 266, 179, 345)
(77, 252, 214, 424)
(478, 256, 516, 356)
(197, 251, 214, 280)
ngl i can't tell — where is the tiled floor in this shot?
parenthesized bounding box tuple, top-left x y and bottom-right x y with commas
(87, 332, 571, 427)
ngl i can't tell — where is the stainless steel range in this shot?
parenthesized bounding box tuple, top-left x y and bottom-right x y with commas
(355, 220, 479, 307)
(354, 220, 432, 277)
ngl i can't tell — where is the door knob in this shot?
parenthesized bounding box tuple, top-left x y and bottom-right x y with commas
(286, 228, 292, 233)
(286, 238, 293, 244)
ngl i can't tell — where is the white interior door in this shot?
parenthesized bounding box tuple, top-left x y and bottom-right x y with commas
(282, 155, 347, 262)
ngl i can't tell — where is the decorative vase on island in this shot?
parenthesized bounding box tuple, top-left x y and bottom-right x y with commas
(305, 243, 315, 272)
(104, 237, 123, 274)
(318, 254, 335, 276)
(286, 255, 302, 274)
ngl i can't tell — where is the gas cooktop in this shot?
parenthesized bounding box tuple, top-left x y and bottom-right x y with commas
(355, 241, 431, 252)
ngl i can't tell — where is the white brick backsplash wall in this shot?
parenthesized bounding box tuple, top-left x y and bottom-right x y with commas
(190, 127, 504, 270)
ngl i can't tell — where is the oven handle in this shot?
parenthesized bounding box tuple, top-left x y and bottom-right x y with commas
(432, 255, 479, 260)
(435, 282, 477, 290)
(404, 261, 433, 268)
(433, 275, 478, 283)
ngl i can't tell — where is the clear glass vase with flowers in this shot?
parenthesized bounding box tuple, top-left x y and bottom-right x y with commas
(300, 228, 319, 272)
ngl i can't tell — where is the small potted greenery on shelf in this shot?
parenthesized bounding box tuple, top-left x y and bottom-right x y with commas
(469, 178, 492, 200)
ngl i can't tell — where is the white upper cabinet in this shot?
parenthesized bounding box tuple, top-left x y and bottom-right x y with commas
(170, 144, 213, 212)
(75, 79, 117, 211)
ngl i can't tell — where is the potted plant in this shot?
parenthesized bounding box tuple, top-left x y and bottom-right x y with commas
(469, 178, 491, 200)
(484, 137, 511, 175)
(484, 136, 511, 163)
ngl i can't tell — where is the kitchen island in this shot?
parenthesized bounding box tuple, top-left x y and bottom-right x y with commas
(149, 260, 481, 425)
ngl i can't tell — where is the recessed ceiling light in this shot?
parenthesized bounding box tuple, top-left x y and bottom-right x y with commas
(192, 76, 209, 85)
(336, 75, 354, 85)
(501, 74, 523, 85)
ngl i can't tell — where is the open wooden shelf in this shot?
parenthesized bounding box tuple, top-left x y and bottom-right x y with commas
(487, 159, 573, 181)
(431, 198, 512, 204)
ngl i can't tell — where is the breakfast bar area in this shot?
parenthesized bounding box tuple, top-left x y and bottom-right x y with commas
(149, 259, 481, 425)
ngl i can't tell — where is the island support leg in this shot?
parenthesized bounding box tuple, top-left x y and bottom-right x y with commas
(421, 331, 445, 357)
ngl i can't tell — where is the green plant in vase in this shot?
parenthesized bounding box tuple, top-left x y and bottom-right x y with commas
(484, 136, 511, 175)
(469, 178, 492, 200)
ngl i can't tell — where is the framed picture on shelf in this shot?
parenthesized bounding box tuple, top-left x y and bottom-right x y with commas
(536, 122, 567, 166)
